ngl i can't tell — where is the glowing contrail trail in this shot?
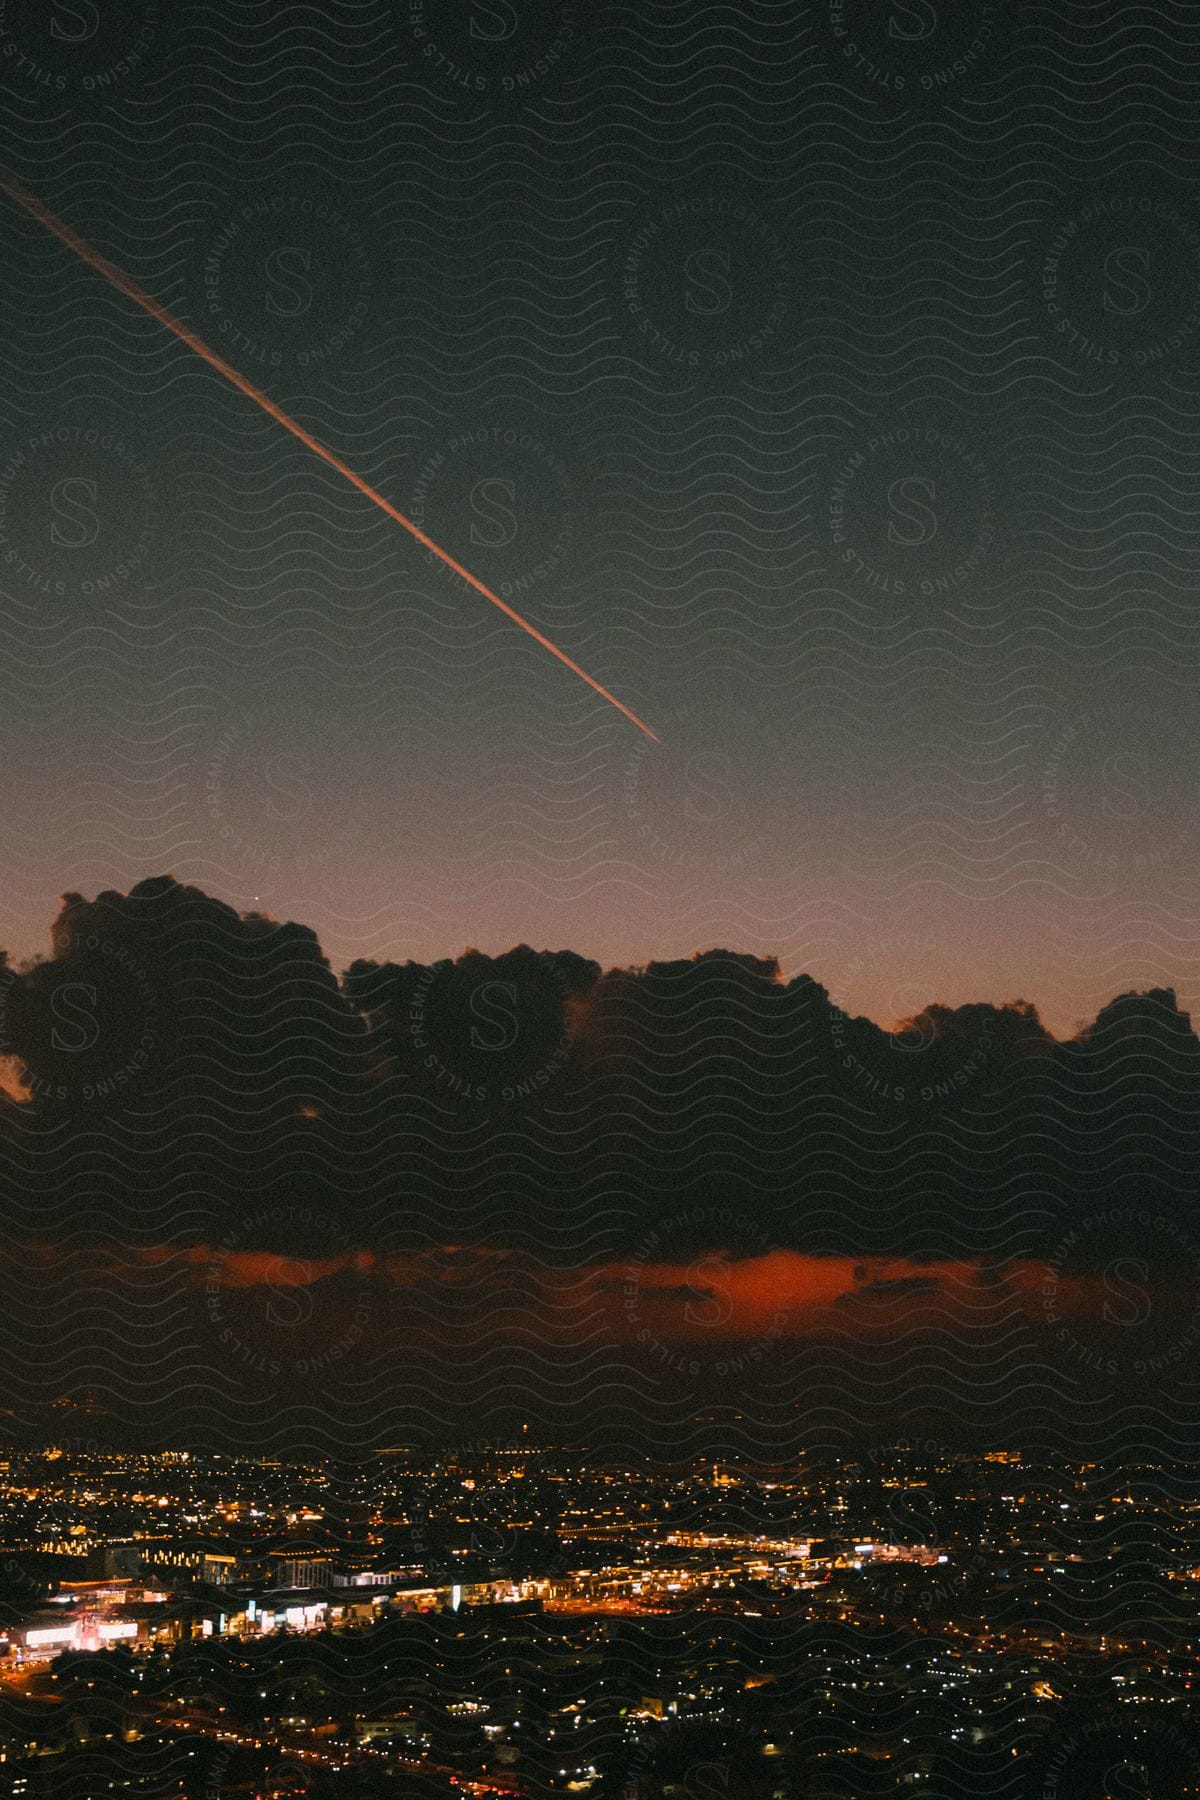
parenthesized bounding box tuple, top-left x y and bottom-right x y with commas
(0, 169, 659, 743)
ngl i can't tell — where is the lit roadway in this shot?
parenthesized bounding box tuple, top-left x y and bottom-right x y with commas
(165, 1712, 529, 1797)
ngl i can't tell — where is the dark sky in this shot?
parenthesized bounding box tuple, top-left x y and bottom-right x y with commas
(0, 3, 1199, 1456)
(0, 2, 1197, 1034)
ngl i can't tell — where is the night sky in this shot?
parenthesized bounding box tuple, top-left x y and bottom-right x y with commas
(0, 2, 1199, 1456)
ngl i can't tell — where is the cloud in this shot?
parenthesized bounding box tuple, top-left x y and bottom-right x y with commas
(0, 877, 1196, 1299)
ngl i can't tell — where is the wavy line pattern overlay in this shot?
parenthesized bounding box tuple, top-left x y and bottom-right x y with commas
(0, 2, 1199, 1797)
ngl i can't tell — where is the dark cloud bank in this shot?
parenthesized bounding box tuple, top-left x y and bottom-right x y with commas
(0, 876, 1196, 1451)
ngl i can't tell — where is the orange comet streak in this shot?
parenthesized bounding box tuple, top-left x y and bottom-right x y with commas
(0, 168, 659, 743)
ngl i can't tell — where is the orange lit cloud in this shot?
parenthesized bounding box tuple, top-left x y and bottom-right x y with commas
(14, 1242, 1189, 1359)
(194, 1249, 374, 1289)
(0, 1056, 33, 1105)
(594, 1250, 986, 1342)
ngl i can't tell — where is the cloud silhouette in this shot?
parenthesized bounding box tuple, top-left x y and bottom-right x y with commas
(0, 878, 1197, 1446)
